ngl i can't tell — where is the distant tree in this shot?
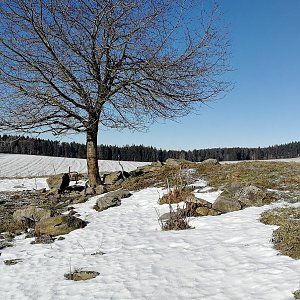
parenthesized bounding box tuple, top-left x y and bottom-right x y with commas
(0, 0, 231, 186)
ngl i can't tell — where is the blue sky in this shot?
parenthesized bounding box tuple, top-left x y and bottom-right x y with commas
(57, 1, 300, 150)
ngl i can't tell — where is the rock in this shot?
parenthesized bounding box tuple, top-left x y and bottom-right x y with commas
(201, 158, 219, 165)
(195, 207, 210, 216)
(128, 165, 153, 177)
(35, 215, 86, 237)
(31, 235, 55, 244)
(108, 189, 132, 199)
(142, 165, 162, 173)
(151, 161, 163, 167)
(236, 185, 267, 207)
(84, 187, 95, 195)
(0, 240, 13, 250)
(184, 194, 213, 216)
(195, 207, 220, 216)
(68, 210, 76, 216)
(95, 189, 131, 212)
(158, 212, 172, 221)
(95, 197, 121, 212)
(13, 206, 51, 223)
(4, 259, 23, 265)
(47, 173, 70, 193)
(103, 171, 129, 185)
(64, 270, 100, 281)
(70, 196, 87, 204)
(95, 185, 107, 195)
(185, 194, 212, 208)
(212, 194, 242, 213)
(166, 158, 184, 167)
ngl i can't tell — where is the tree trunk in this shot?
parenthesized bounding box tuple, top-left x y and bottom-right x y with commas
(86, 128, 101, 187)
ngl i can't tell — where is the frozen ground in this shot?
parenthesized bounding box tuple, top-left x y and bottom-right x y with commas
(0, 155, 300, 299)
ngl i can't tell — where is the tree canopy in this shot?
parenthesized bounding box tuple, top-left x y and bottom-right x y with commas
(0, 0, 231, 186)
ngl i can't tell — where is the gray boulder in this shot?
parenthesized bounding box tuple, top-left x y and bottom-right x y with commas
(82, 187, 95, 196)
(13, 206, 51, 223)
(95, 185, 107, 195)
(129, 164, 162, 177)
(151, 161, 163, 167)
(95, 189, 131, 212)
(35, 215, 86, 237)
(165, 158, 190, 167)
(236, 185, 267, 207)
(185, 194, 212, 208)
(195, 207, 220, 216)
(212, 194, 242, 213)
(158, 212, 172, 222)
(103, 171, 129, 185)
(47, 173, 70, 193)
(201, 158, 219, 165)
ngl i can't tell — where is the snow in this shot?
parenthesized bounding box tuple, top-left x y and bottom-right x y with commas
(0, 154, 300, 299)
(0, 153, 147, 177)
(0, 178, 48, 192)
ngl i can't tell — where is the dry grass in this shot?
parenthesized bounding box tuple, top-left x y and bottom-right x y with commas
(120, 163, 196, 191)
(119, 161, 300, 195)
(195, 161, 300, 192)
(0, 219, 26, 234)
(159, 187, 193, 205)
(158, 204, 193, 231)
(260, 207, 300, 259)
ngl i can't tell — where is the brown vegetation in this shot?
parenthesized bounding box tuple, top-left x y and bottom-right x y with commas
(260, 207, 300, 259)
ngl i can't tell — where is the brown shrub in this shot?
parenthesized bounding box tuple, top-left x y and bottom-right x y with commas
(159, 204, 193, 231)
(159, 187, 193, 205)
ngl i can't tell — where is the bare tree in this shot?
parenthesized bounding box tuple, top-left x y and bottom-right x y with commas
(0, 0, 231, 187)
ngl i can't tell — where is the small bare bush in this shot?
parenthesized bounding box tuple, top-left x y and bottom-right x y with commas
(159, 187, 193, 205)
(157, 203, 193, 231)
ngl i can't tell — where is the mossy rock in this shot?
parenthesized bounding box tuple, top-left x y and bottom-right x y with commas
(35, 215, 86, 237)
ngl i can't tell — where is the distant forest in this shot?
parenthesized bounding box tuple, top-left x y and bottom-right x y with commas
(0, 134, 299, 162)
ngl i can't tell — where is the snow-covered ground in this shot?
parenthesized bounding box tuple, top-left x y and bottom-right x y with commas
(0, 154, 300, 299)
(0, 153, 147, 177)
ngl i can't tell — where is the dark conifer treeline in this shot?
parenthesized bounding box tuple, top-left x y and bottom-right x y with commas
(0, 134, 299, 162)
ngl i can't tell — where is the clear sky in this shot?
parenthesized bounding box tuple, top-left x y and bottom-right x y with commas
(51, 0, 300, 150)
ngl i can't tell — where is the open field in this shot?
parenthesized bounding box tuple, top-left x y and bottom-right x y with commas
(0, 153, 147, 178)
(0, 154, 299, 300)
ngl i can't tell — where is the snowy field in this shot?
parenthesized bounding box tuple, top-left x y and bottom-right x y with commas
(0, 153, 147, 178)
(0, 154, 300, 299)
